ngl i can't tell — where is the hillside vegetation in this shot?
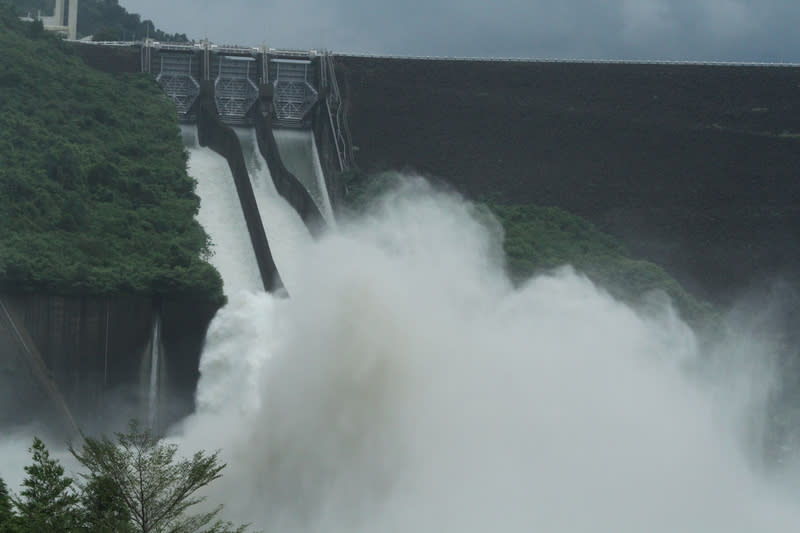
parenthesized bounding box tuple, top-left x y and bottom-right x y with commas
(0, 4, 222, 303)
(488, 204, 712, 323)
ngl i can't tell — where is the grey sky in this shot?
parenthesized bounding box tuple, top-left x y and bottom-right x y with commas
(119, 0, 800, 62)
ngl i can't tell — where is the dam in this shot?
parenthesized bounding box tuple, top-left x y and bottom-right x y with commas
(3, 23, 800, 445)
(4, 10, 800, 527)
(4, 3, 800, 528)
(73, 38, 800, 307)
(73, 37, 800, 307)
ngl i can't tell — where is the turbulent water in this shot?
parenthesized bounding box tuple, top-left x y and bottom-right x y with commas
(2, 127, 799, 530)
(146, 315, 162, 431)
(172, 177, 800, 532)
(273, 128, 335, 225)
(183, 126, 262, 295)
(234, 128, 314, 293)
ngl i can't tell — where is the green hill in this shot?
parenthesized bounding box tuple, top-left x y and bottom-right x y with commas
(0, 4, 222, 303)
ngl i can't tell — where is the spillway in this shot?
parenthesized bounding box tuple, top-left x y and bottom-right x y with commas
(273, 128, 335, 225)
(235, 128, 313, 293)
(182, 126, 262, 295)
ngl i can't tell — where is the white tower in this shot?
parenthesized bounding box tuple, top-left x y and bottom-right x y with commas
(39, 0, 78, 40)
(53, 0, 64, 27)
(67, 0, 78, 40)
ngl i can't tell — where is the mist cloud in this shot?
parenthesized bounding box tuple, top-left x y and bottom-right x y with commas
(170, 179, 800, 532)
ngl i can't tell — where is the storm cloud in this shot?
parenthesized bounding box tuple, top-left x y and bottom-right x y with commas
(119, 0, 800, 62)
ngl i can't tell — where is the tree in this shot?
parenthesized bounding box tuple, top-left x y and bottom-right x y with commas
(0, 476, 19, 533)
(70, 421, 250, 533)
(13, 438, 81, 532)
(91, 26, 121, 42)
(81, 474, 134, 533)
(26, 17, 43, 37)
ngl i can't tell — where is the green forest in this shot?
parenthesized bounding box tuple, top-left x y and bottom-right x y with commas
(0, 4, 223, 303)
(0, 424, 251, 532)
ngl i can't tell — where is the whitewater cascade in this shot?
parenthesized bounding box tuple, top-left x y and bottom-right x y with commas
(234, 128, 314, 293)
(172, 178, 800, 533)
(182, 126, 263, 295)
(147, 315, 161, 431)
(273, 128, 335, 225)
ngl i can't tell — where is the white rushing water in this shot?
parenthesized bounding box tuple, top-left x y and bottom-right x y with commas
(173, 177, 800, 533)
(147, 315, 161, 431)
(273, 128, 335, 225)
(183, 126, 262, 296)
(234, 128, 314, 294)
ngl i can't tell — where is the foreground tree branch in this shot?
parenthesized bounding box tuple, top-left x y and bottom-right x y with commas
(70, 421, 251, 533)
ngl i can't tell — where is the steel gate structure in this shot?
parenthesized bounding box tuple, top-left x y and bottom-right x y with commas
(213, 55, 259, 124)
(154, 52, 201, 120)
(269, 58, 319, 128)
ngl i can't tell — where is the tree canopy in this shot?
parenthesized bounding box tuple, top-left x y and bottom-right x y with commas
(12, 437, 81, 532)
(0, 477, 16, 533)
(2, 425, 251, 533)
(70, 422, 247, 533)
(0, 4, 223, 304)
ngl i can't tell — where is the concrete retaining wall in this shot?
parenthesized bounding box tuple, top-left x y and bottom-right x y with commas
(0, 292, 217, 435)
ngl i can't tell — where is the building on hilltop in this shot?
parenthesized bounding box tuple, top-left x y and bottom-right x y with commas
(18, 0, 78, 40)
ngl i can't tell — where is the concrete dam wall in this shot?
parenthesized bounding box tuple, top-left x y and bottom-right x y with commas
(32, 44, 798, 435)
(338, 56, 800, 303)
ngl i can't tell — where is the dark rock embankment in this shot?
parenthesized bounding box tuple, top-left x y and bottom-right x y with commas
(0, 293, 216, 436)
(0, 296, 78, 437)
(339, 57, 800, 303)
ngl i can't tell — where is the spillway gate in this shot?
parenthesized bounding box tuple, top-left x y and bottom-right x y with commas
(153, 51, 201, 119)
(143, 41, 325, 127)
(137, 40, 352, 170)
(213, 55, 259, 125)
(270, 58, 319, 128)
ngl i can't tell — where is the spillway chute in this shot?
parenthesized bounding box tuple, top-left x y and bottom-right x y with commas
(183, 125, 262, 295)
(234, 128, 313, 294)
(273, 128, 335, 226)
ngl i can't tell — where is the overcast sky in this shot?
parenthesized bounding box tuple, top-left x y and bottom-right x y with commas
(120, 0, 800, 62)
